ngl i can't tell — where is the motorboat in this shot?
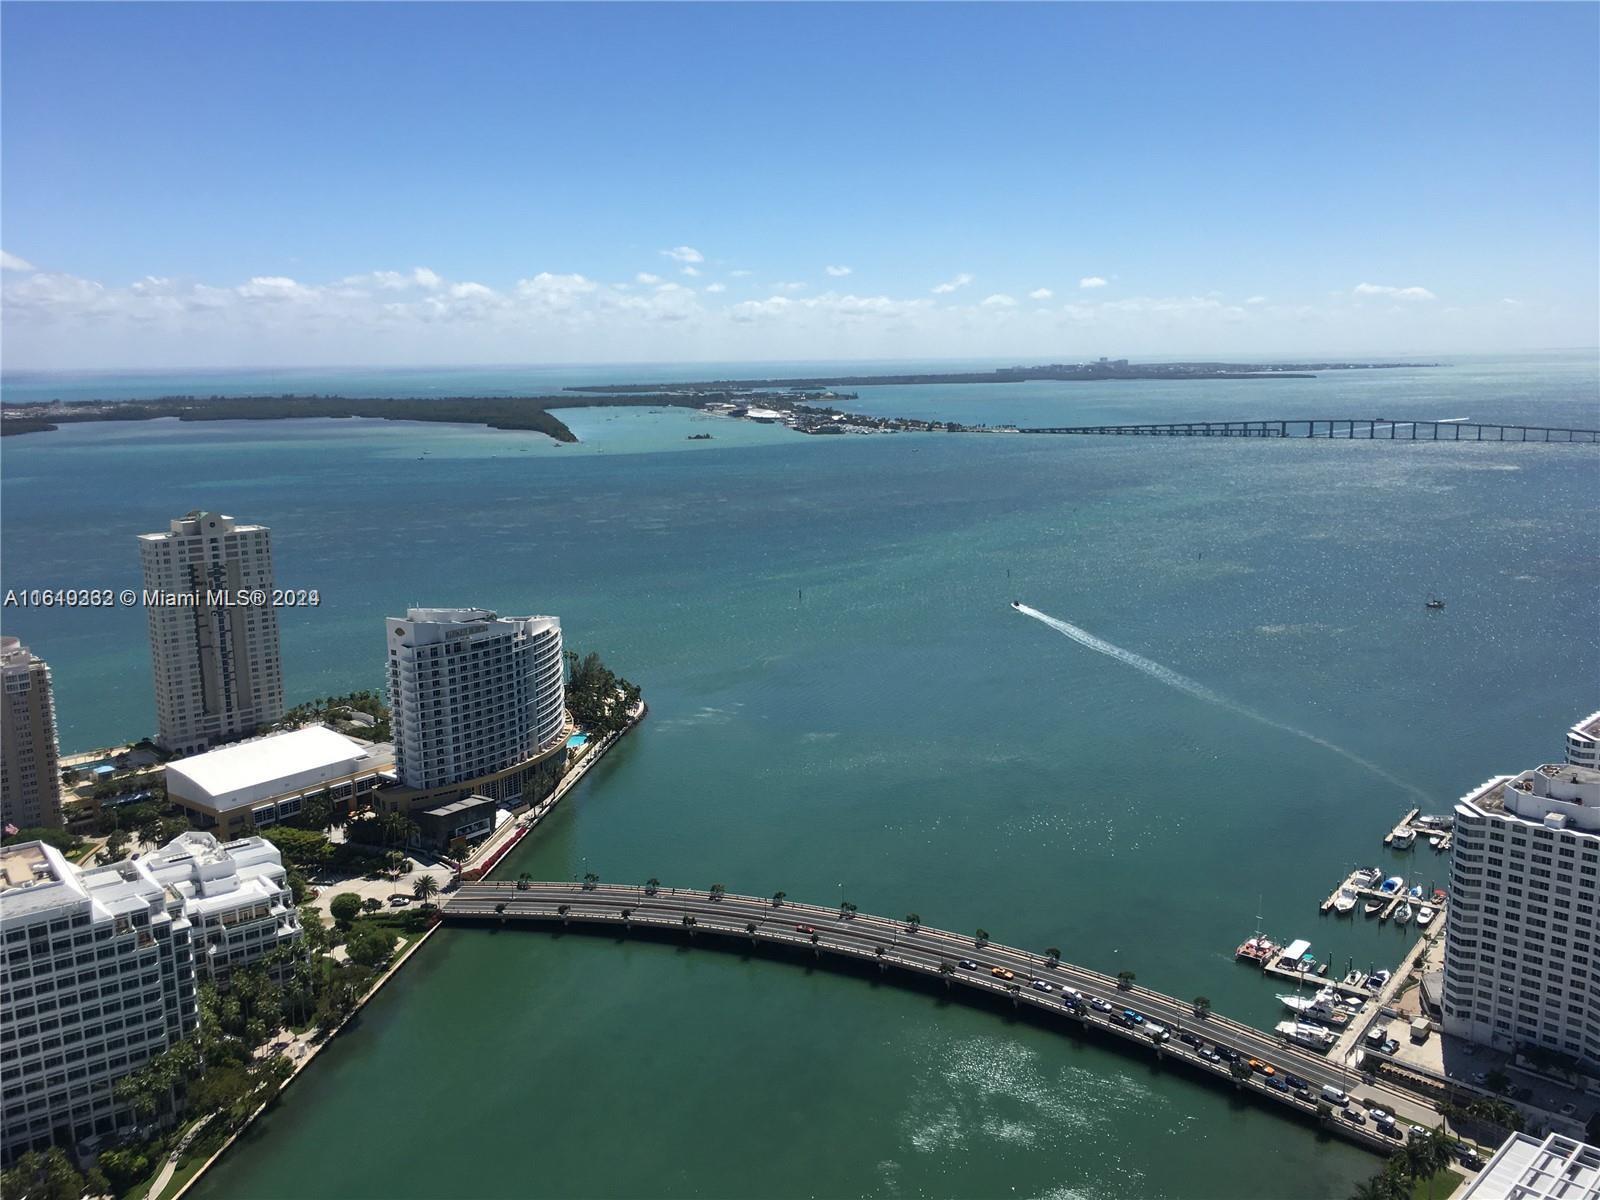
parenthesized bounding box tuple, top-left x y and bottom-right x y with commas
(1407, 885, 1425, 900)
(1428, 836, 1443, 850)
(1368, 969, 1392, 988)
(1353, 867, 1383, 888)
(1276, 1021, 1338, 1052)
(1425, 597, 1446, 610)
(1334, 887, 1359, 915)
(1395, 902, 1414, 926)
(1235, 936, 1280, 964)
(1431, 889, 1447, 905)
(1417, 906, 1436, 928)
(1279, 987, 1349, 1026)
(1364, 899, 1384, 917)
(1379, 876, 1405, 894)
(1392, 829, 1416, 849)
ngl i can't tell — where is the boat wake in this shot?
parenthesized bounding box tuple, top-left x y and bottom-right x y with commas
(1013, 603, 1427, 800)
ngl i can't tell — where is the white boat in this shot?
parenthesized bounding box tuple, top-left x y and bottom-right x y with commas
(1278, 987, 1349, 1025)
(1407, 884, 1424, 900)
(1275, 1020, 1337, 1052)
(1379, 876, 1405, 894)
(1392, 829, 1416, 849)
(1417, 906, 1436, 927)
(1353, 867, 1383, 888)
(1334, 887, 1359, 915)
(1364, 899, 1384, 917)
(1395, 902, 1414, 926)
(1428, 835, 1443, 850)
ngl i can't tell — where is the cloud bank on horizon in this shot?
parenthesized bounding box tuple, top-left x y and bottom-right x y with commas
(0, 252, 1581, 369)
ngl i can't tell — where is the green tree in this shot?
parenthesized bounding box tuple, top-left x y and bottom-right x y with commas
(710, 883, 726, 901)
(771, 891, 786, 909)
(1116, 970, 1136, 990)
(345, 925, 398, 969)
(412, 874, 440, 904)
(0, 1148, 85, 1200)
(330, 892, 363, 927)
(904, 913, 921, 934)
(644, 877, 660, 896)
(259, 825, 335, 871)
(96, 1147, 151, 1194)
(362, 897, 383, 915)
(974, 928, 989, 947)
(1193, 996, 1212, 1018)
(1045, 947, 1061, 968)
(582, 871, 599, 891)
(1485, 1069, 1511, 1094)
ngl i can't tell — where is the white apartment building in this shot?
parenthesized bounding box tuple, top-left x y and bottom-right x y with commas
(1567, 710, 1600, 770)
(138, 511, 284, 756)
(0, 842, 199, 1163)
(0, 831, 302, 1162)
(1442, 763, 1600, 1066)
(135, 832, 302, 986)
(386, 608, 564, 792)
(1457, 1132, 1599, 1200)
(1, 637, 63, 830)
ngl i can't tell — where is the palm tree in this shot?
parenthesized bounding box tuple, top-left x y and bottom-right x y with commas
(412, 874, 439, 905)
(710, 883, 726, 901)
(681, 913, 697, 936)
(1007, 983, 1021, 1006)
(839, 901, 857, 920)
(1349, 1174, 1394, 1200)
(494, 902, 507, 922)
(1116, 970, 1136, 990)
(620, 908, 632, 927)
(771, 891, 786, 909)
(1402, 1138, 1434, 1187)
(1231, 1060, 1253, 1088)
(1045, 947, 1061, 969)
(1192, 996, 1211, 1019)
(974, 928, 990, 948)
(557, 903, 570, 924)
(645, 877, 661, 897)
(745, 921, 758, 939)
(904, 913, 921, 934)
(516, 873, 532, 892)
(938, 960, 956, 987)
(809, 931, 821, 952)
(582, 871, 599, 891)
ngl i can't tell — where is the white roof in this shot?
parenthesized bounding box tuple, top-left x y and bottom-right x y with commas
(166, 725, 374, 811)
(1282, 939, 1312, 960)
(1461, 1133, 1600, 1200)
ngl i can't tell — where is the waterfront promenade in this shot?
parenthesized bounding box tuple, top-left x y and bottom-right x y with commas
(443, 881, 1452, 1152)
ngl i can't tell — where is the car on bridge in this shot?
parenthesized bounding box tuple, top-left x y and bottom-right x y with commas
(1248, 1059, 1276, 1077)
(1090, 998, 1113, 1014)
(991, 966, 1015, 981)
(1122, 1009, 1145, 1025)
(958, 959, 979, 970)
(1030, 980, 1053, 993)
(794, 924, 815, 934)
(1342, 1108, 1368, 1125)
(1179, 1032, 1203, 1048)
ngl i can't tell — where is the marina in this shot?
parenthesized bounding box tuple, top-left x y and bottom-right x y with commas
(1318, 866, 1447, 925)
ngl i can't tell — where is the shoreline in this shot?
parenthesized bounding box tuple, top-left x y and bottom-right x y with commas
(163, 700, 646, 1199)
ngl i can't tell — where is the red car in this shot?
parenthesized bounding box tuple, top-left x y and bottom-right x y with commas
(795, 924, 815, 934)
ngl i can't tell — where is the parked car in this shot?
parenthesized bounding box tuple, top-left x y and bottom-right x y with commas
(1122, 1009, 1144, 1025)
(1201, 1049, 1222, 1063)
(1285, 1074, 1308, 1090)
(1270, 1078, 1290, 1093)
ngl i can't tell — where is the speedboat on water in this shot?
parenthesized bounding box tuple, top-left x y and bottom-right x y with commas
(1364, 899, 1384, 917)
(1407, 885, 1424, 900)
(1334, 887, 1359, 915)
(1395, 902, 1414, 926)
(1380, 876, 1404, 894)
(1417, 906, 1436, 928)
(1354, 867, 1383, 888)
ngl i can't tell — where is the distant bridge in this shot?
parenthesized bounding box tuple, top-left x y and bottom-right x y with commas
(1018, 419, 1599, 442)
(441, 880, 1448, 1153)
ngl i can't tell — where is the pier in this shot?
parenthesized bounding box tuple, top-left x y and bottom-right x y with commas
(441, 881, 1451, 1152)
(1018, 419, 1600, 443)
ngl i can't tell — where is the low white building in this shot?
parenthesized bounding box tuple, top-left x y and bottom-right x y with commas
(1443, 764, 1600, 1066)
(1568, 710, 1600, 770)
(137, 832, 302, 986)
(0, 841, 199, 1164)
(165, 724, 390, 838)
(1458, 1132, 1599, 1200)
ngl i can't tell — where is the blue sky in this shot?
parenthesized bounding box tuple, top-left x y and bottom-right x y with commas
(3, 2, 1596, 368)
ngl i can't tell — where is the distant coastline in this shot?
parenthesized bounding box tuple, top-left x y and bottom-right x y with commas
(564, 360, 1440, 393)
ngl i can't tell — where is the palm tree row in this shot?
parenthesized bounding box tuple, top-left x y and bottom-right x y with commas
(1348, 1126, 1461, 1200)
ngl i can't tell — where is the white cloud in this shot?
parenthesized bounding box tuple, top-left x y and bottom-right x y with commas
(1, 251, 36, 272)
(680, 265, 701, 277)
(661, 246, 704, 264)
(1028, 288, 1053, 301)
(1245, 295, 1267, 305)
(931, 272, 974, 295)
(1501, 298, 1522, 306)
(635, 272, 663, 285)
(1353, 282, 1436, 301)
(449, 282, 495, 300)
(728, 269, 753, 278)
(772, 281, 807, 293)
(981, 294, 1017, 308)
(825, 265, 852, 277)
(705, 282, 726, 294)
(1079, 276, 1108, 289)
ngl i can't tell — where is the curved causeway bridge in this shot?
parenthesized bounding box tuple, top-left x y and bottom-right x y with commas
(1020, 418, 1599, 442)
(442, 881, 1438, 1153)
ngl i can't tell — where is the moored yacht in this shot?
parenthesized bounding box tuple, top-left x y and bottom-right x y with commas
(1395, 902, 1414, 926)
(1417, 906, 1436, 927)
(1334, 886, 1359, 915)
(1275, 1020, 1338, 1052)
(1379, 876, 1405, 894)
(1392, 828, 1416, 849)
(1364, 899, 1384, 917)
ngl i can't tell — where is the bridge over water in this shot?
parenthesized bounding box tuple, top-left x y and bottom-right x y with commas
(442, 880, 1445, 1153)
(1018, 418, 1599, 442)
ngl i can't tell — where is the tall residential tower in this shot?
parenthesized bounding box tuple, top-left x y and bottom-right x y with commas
(386, 608, 565, 802)
(138, 511, 284, 756)
(1, 637, 64, 830)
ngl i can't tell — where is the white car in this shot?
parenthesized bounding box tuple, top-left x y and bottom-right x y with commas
(1090, 998, 1113, 1013)
(1031, 980, 1053, 993)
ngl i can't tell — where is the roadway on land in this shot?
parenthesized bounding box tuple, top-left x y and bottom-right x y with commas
(444, 882, 1448, 1150)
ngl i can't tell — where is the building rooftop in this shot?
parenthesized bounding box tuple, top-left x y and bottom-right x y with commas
(0, 842, 59, 893)
(1460, 1132, 1600, 1200)
(166, 725, 374, 804)
(423, 794, 496, 817)
(1572, 711, 1600, 741)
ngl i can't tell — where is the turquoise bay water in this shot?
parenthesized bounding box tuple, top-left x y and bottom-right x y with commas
(2, 355, 1597, 1199)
